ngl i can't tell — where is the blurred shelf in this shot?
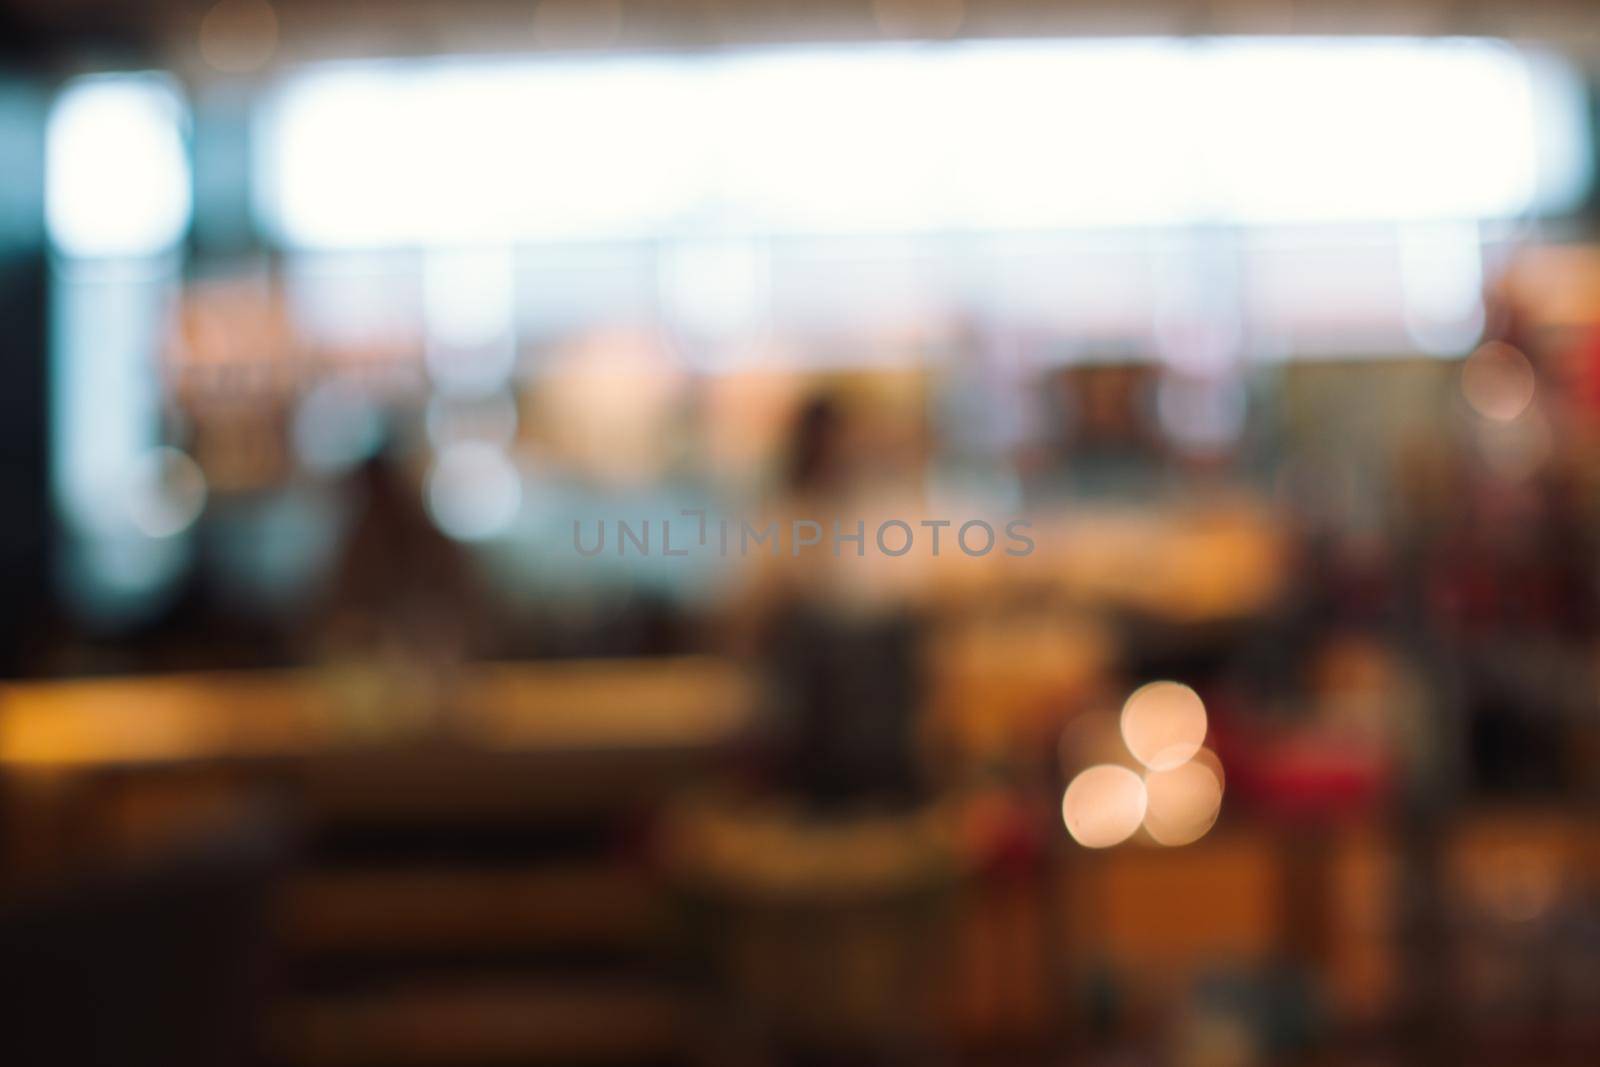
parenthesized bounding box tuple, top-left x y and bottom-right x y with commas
(286, 866, 666, 959)
(280, 978, 689, 1066)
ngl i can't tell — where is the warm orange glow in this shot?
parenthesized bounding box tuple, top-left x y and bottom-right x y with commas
(1057, 708, 1133, 774)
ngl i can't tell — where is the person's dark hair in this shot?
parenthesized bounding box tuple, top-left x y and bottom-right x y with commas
(785, 392, 845, 493)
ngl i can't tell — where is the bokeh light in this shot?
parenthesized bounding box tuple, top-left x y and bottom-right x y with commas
(46, 75, 191, 258)
(1190, 745, 1227, 796)
(198, 0, 279, 75)
(1062, 764, 1148, 849)
(426, 440, 522, 542)
(1142, 757, 1224, 846)
(1120, 680, 1208, 771)
(1461, 340, 1535, 422)
(425, 391, 518, 450)
(291, 378, 383, 475)
(124, 447, 207, 539)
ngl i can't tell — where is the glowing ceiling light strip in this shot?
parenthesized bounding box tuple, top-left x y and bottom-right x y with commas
(256, 38, 1589, 248)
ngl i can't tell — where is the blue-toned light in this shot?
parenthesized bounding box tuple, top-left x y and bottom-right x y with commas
(46, 74, 191, 258)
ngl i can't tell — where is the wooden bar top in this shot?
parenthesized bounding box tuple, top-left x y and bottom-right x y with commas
(0, 657, 754, 771)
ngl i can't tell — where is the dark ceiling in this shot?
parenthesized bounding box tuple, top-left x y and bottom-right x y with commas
(5, 0, 1600, 77)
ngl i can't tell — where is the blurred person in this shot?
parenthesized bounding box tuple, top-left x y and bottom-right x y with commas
(737, 391, 929, 810)
(684, 391, 951, 1065)
(314, 450, 484, 732)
